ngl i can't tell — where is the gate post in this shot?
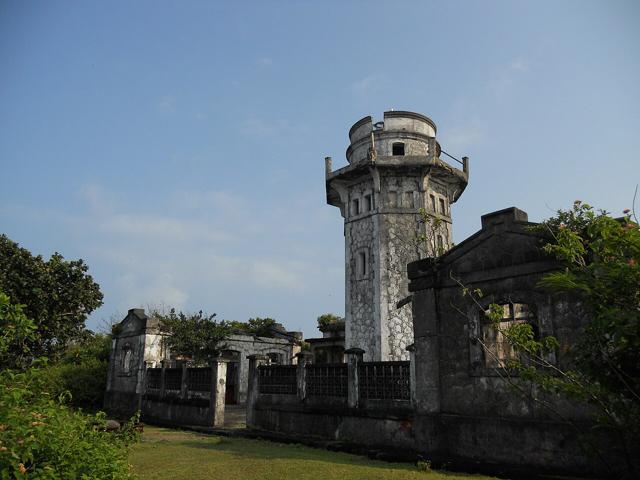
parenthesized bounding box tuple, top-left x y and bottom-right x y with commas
(210, 358, 228, 428)
(345, 348, 364, 409)
(246, 354, 269, 428)
(406, 344, 417, 407)
(180, 362, 188, 400)
(295, 351, 313, 402)
(160, 360, 167, 399)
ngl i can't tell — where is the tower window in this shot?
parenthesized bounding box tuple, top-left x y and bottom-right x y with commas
(364, 194, 373, 212)
(388, 191, 398, 207)
(392, 142, 405, 156)
(430, 194, 436, 211)
(437, 235, 444, 250)
(351, 198, 360, 216)
(404, 191, 414, 209)
(356, 250, 368, 279)
(439, 198, 446, 215)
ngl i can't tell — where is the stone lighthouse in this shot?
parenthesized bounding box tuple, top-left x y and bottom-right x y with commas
(325, 111, 469, 361)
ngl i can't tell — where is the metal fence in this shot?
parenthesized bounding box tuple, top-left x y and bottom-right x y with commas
(258, 365, 297, 395)
(187, 367, 212, 392)
(306, 363, 347, 397)
(359, 361, 410, 401)
(164, 367, 182, 392)
(146, 368, 162, 390)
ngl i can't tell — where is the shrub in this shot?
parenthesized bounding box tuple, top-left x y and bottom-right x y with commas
(43, 333, 111, 410)
(316, 313, 344, 329)
(0, 365, 137, 479)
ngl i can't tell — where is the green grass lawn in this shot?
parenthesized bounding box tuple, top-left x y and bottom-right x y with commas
(129, 426, 497, 480)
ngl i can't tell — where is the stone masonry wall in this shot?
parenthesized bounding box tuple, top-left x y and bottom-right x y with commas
(345, 208, 378, 359)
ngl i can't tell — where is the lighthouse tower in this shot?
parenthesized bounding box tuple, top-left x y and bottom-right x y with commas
(325, 111, 469, 361)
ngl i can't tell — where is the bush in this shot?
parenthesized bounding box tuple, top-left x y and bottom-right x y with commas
(316, 313, 344, 329)
(0, 365, 137, 479)
(43, 334, 111, 411)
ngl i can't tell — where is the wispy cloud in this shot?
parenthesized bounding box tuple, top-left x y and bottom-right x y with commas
(2, 183, 343, 335)
(439, 121, 487, 154)
(351, 74, 384, 99)
(156, 95, 175, 113)
(489, 57, 531, 94)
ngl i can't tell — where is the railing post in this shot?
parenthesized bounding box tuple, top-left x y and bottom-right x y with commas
(160, 360, 167, 399)
(180, 362, 188, 400)
(246, 354, 269, 428)
(406, 344, 417, 407)
(345, 348, 365, 409)
(295, 351, 312, 402)
(210, 358, 228, 428)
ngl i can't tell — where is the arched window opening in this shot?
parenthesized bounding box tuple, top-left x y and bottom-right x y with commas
(122, 345, 133, 374)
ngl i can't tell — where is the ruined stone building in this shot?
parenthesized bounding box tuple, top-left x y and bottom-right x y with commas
(104, 309, 300, 416)
(325, 111, 468, 361)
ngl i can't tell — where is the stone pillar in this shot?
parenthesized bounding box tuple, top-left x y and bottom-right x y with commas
(406, 344, 417, 407)
(345, 348, 364, 409)
(180, 362, 188, 400)
(295, 351, 313, 402)
(160, 360, 167, 399)
(210, 359, 228, 428)
(325, 156, 332, 175)
(246, 354, 269, 428)
(412, 288, 440, 413)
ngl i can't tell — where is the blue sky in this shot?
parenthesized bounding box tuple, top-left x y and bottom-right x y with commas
(1, 1, 638, 337)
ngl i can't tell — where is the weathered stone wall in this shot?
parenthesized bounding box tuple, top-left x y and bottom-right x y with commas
(224, 334, 298, 404)
(104, 309, 167, 416)
(407, 207, 633, 476)
(345, 196, 378, 359)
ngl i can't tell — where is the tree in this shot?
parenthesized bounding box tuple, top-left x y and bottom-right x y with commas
(157, 309, 230, 364)
(0, 292, 37, 370)
(228, 317, 278, 337)
(465, 201, 639, 474)
(0, 234, 103, 358)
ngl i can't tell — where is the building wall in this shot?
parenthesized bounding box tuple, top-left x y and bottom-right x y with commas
(104, 309, 168, 417)
(224, 334, 298, 404)
(406, 207, 630, 475)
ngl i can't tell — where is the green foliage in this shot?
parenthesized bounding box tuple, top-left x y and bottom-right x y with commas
(44, 333, 112, 410)
(0, 292, 37, 370)
(0, 234, 103, 359)
(0, 294, 137, 479)
(157, 309, 230, 364)
(228, 317, 278, 337)
(416, 460, 432, 472)
(316, 313, 344, 329)
(0, 366, 136, 479)
(535, 202, 639, 437)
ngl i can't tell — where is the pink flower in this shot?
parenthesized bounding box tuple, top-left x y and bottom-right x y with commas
(623, 208, 631, 214)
